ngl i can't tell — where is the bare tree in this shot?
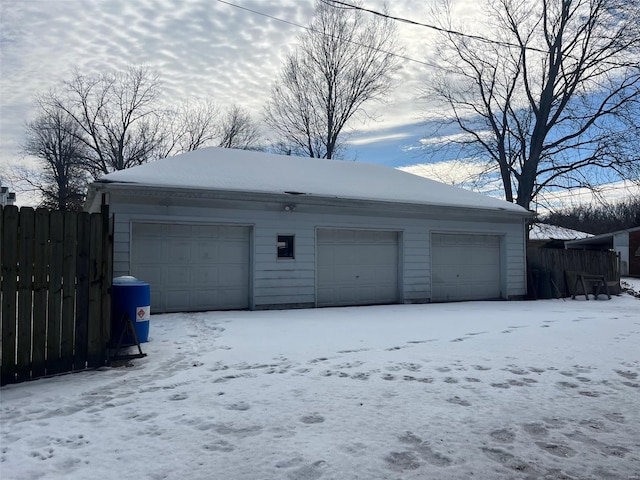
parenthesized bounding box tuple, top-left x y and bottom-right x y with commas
(218, 105, 261, 150)
(21, 104, 88, 211)
(159, 101, 261, 157)
(43, 66, 163, 177)
(426, 0, 640, 210)
(158, 99, 220, 157)
(264, 0, 399, 159)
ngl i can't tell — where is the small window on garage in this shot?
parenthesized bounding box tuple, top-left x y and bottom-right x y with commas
(277, 235, 295, 259)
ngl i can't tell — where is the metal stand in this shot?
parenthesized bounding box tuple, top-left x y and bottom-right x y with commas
(571, 273, 611, 300)
(109, 313, 146, 362)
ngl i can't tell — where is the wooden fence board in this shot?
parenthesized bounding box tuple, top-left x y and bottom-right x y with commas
(101, 205, 112, 349)
(16, 208, 35, 382)
(60, 212, 77, 372)
(1, 206, 112, 385)
(527, 247, 620, 298)
(74, 212, 90, 370)
(46, 211, 65, 375)
(87, 213, 105, 368)
(31, 209, 50, 379)
(1, 206, 19, 385)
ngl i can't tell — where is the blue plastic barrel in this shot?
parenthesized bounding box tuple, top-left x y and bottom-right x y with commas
(111, 276, 151, 344)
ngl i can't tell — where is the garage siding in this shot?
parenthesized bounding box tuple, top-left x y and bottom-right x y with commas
(109, 201, 527, 311)
(253, 225, 316, 307)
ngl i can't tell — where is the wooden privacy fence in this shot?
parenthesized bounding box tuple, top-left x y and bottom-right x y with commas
(527, 247, 620, 299)
(1, 205, 112, 386)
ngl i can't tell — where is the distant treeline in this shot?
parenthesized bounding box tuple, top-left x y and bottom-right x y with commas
(540, 197, 640, 235)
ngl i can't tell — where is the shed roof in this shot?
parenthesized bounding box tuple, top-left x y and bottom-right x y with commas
(529, 223, 591, 241)
(93, 147, 529, 215)
(565, 226, 640, 248)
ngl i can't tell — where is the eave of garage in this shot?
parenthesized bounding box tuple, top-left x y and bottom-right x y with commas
(86, 181, 534, 223)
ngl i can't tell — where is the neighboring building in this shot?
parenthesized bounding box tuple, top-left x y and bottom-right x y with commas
(86, 147, 533, 313)
(0, 185, 16, 206)
(566, 227, 640, 277)
(528, 223, 591, 248)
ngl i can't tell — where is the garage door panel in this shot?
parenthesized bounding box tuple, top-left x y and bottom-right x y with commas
(358, 266, 377, 281)
(135, 239, 163, 263)
(132, 265, 162, 285)
(190, 265, 220, 284)
(134, 223, 162, 236)
(165, 266, 191, 286)
(192, 225, 218, 238)
(219, 288, 248, 307)
(431, 233, 501, 302)
(220, 243, 248, 258)
(131, 223, 250, 312)
(317, 228, 399, 307)
(219, 265, 248, 284)
(164, 224, 192, 237)
(357, 245, 382, 261)
(194, 243, 219, 262)
(190, 289, 219, 309)
(223, 227, 250, 240)
(332, 265, 360, 283)
(334, 229, 356, 243)
(165, 290, 191, 311)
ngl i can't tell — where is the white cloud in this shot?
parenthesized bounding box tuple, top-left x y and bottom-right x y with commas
(401, 160, 640, 212)
(416, 130, 493, 147)
(347, 132, 414, 146)
(534, 181, 640, 212)
(0, 1, 441, 162)
(398, 159, 502, 196)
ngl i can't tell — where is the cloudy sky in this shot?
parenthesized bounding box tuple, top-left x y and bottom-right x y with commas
(1, 0, 637, 207)
(0, 1, 442, 172)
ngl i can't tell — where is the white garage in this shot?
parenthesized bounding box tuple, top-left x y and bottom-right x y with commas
(130, 223, 250, 313)
(316, 229, 399, 307)
(431, 233, 502, 302)
(86, 147, 532, 311)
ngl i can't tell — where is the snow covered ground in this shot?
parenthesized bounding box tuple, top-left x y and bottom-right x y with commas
(2, 296, 639, 480)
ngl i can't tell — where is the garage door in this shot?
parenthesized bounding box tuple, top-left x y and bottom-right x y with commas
(317, 229, 399, 307)
(131, 223, 250, 313)
(431, 233, 501, 302)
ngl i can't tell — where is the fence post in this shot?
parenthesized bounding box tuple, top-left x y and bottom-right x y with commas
(1, 206, 19, 385)
(74, 212, 91, 370)
(47, 211, 64, 375)
(17, 208, 35, 382)
(31, 208, 50, 379)
(87, 212, 104, 368)
(60, 212, 77, 372)
(101, 204, 112, 357)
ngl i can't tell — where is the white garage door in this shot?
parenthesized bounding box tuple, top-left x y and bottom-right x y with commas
(431, 233, 502, 302)
(317, 229, 399, 307)
(131, 223, 250, 313)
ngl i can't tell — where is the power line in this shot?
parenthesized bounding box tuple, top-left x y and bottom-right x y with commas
(321, 0, 550, 54)
(214, 0, 435, 68)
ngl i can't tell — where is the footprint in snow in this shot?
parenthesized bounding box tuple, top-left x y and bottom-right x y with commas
(446, 396, 471, 406)
(490, 429, 516, 443)
(286, 460, 328, 480)
(169, 393, 188, 401)
(300, 414, 325, 424)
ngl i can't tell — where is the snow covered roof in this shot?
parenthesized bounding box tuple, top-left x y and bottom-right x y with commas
(95, 147, 529, 214)
(565, 226, 640, 247)
(529, 223, 591, 241)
